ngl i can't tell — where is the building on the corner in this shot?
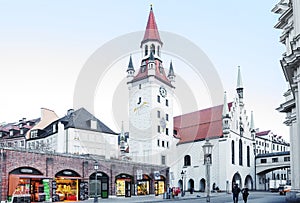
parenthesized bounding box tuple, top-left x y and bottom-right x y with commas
(273, 0, 300, 192)
(255, 130, 290, 190)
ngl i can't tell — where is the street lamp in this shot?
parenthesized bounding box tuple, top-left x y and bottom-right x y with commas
(181, 170, 185, 197)
(202, 139, 213, 202)
(94, 161, 99, 203)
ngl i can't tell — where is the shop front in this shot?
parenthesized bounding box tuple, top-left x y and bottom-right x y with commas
(89, 171, 109, 199)
(53, 170, 81, 201)
(8, 167, 51, 202)
(115, 174, 133, 197)
(137, 174, 151, 195)
(154, 175, 165, 195)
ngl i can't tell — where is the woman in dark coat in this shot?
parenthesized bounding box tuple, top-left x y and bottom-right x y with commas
(241, 187, 249, 203)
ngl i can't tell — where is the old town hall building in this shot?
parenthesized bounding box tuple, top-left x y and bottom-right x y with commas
(125, 6, 256, 192)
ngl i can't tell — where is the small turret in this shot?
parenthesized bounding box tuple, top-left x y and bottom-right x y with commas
(168, 61, 175, 85)
(120, 121, 126, 153)
(236, 66, 244, 106)
(222, 91, 230, 135)
(127, 55, 135, 82)
(250, 111, 256, 140)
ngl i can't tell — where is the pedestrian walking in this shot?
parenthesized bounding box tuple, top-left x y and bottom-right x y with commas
(241, 187, 249, 203)
(232, 184, 241, 203)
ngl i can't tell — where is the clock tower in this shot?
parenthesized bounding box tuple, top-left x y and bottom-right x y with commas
(127, 6, 176, 165)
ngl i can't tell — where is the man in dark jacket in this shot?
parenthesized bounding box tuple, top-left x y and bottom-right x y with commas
(232, 184, 241, 203)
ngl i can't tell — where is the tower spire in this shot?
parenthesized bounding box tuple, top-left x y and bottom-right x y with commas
(126, 55, 135, 82)
(141, 5, 162, 47)
(250, 111, 256, 140)
(236, 66, 244, 105)
(236, 66, 243, 89)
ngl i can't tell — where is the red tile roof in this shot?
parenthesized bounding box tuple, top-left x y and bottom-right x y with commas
(174, 103, 232, 144)
(256, 130, 271, 136)
(141, 6, 162, 46)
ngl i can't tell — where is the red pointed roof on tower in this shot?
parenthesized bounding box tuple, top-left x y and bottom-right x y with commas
(141, 5, 162, 46)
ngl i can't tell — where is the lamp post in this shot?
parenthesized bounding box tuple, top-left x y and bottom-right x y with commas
(181, 170, 185, 197)
(94, 161, 99, 203)
(202, 139, 213, 202)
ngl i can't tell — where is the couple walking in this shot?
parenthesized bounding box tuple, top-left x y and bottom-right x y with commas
(232, 184, 249, 203)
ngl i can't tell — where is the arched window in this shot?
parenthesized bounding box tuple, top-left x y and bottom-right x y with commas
(157, 46, 160, 56)
(184, 155, 191, 166)
(150, 44, 155, 55)
(247, 146, 250, 167)
(231, 140, 235, 164)
(239, 139, 243, 166)
(145, 45, 148, 56)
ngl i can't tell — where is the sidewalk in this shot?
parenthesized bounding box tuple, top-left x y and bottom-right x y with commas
(69, 192, 227, 203)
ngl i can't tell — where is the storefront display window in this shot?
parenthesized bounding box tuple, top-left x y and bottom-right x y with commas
(54, 169, 81, 201)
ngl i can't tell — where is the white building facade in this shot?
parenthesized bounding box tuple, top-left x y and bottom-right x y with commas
(274, 0, 300, 191)
(168, 68, 256, 192)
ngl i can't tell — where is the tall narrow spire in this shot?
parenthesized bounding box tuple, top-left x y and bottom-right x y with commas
(127, 55, 135, 72)
(236, 66, 244, 104)
(222, 91, 230, 118)
(141, 5, 162, 47)
(250, 111, 255, 131)
(236, 66, 243, 89)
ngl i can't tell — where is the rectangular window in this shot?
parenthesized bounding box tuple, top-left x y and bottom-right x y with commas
(166, 114, 169, 121)
(21, 141, 24, 147)
(272, 158, 278, 163)
(157, 139, 160, 147)
(261, 159, 267, 163)
(284, 157, 290, 162)
(166, 99, 169, 106)
(157, 95, 161, 103)
(174, 130, 177, 135)
(162, 140, 165, 147)
(157, 126, 161, 133)
(161, 155, 166, 165)
(157, 111, 160, 118)
(166, 128, 169, 135)
(139, 84, 142, 89)
(167, 141, 169, 148)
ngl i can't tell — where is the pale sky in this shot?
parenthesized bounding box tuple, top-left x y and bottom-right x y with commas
(0, 1, 289, 140)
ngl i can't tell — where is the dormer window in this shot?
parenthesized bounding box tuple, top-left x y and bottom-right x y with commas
(20, 129, 24, 135)
(19, 123, 23, 128)
(0, 132, 2, 138)
(9, 130, 13, 136)
(30, 130, 38, 138)
(53, 123, 57, 133)
(90, 120, 97, 130)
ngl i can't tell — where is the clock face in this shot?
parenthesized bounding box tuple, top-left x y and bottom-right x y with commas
(159, 86, 167, 97)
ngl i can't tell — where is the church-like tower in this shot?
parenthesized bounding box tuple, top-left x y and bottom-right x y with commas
(127, 6, 176, 165)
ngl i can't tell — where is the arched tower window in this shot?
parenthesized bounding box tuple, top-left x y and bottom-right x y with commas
(150, 44, 155, 55)
(157, 46, 160, 56)
(239, 139, 243, 166)
(231, 140, 235, 164)
(145, 45, 148, 56)
(247, 146, 250, 167)
(184, 155, 191, 166)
